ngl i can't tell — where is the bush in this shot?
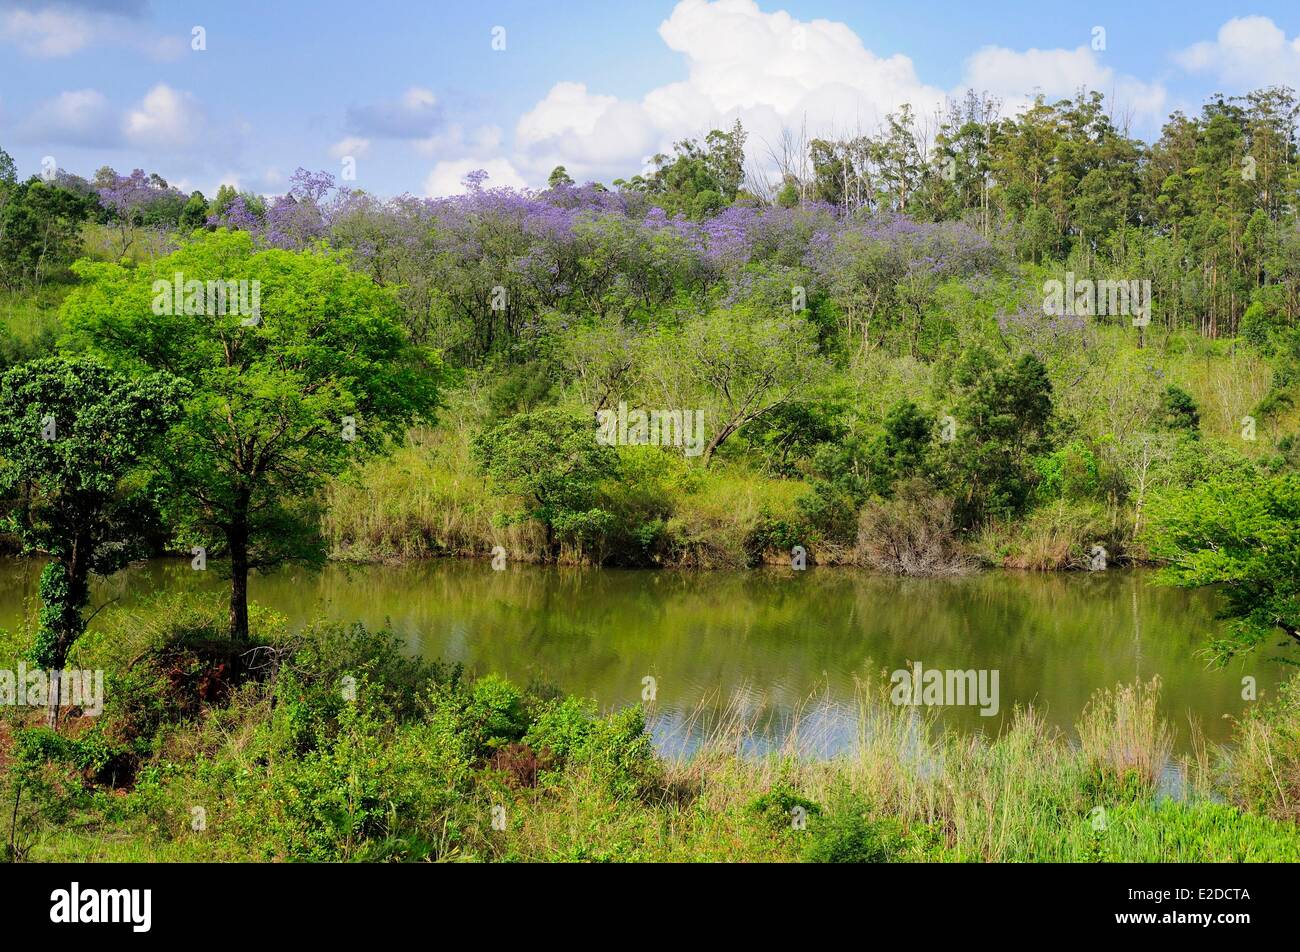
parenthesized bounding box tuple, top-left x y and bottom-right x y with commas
(854, 479, 970, 575)
(241, 694, 469, 861)
(749, 784, 821, 831)
(803, 800, 904, 863)
(525, 698, 658, 798)
(1033, 440, 1101, 502)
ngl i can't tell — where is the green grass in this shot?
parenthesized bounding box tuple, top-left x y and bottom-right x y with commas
(0, 286, 67, 368)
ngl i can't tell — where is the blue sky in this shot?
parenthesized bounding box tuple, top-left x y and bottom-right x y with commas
(1, 0, 1298, 198)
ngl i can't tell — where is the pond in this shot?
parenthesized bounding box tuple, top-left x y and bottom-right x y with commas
(0, 558, 1280, 756)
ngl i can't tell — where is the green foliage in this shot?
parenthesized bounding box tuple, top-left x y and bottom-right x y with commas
(473, 407, 618, 556)
(1034, 440, 1101, 502)
(749, 784, 822, 831)
(485, 360, 555, 420)
(253, 694, 466, 861)
(1228, 674, 1300, 822)
(864, 399, 936, 497)
(0, 355, 183, 671)
(1158, 385, 1200, 436)
(0, 178, 95, 290)
(1146, 472, 1300, 661)
(64, 229, 442, 638)
(748, 399, 846, 477)
(178, 191, 209, 232)
(618, 120, 747, 218)
(803, 799, 905, 863)
(524, 697, 658, 798)
(938, 348, 1054, 525)
(670, 308, 824, 464)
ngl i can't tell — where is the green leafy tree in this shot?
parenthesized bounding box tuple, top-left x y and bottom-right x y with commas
(1159, 385, 1201, 436)
(0, 178, 93, 289)
(864, 400, 936, 497)
(1146, 473, 1300, 663)
(0, 145, 16, 186)
(626, 120, 748, 217)
(939, 349, 1054, 525)
(472, 407, 618, 559)
(664, 309, 823, 465)
(63, 229, 441, 640)
(179, 190, 209, 231)
(0, 356, 183, 726)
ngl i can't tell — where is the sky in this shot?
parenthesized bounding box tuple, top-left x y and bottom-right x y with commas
(1, 0, 1298, 199)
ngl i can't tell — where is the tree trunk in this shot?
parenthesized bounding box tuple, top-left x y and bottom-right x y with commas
(228, 509, 250, 642)
(45, 671, 61, 730)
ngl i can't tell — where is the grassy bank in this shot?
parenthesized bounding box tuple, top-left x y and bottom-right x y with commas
(3, 600, 1297, 863)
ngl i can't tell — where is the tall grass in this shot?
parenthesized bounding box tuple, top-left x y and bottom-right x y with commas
(1227, 674, 1300, 822)
(1077, 676, 1175, 793)
(322, 427, 545, 562)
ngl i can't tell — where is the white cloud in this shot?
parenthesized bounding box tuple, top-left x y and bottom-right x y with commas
(1176, 16, 1300, 87)
(20, 88, 119, 146)
(510, 0, 951, 184)
(0, 8, 93, 56)
(423, 158, 527, 197)
(961, 45, 1167, 127)
(0, 3, 184, 61)
(123, 84, 204, 148)
(504, 0, 1176, 187)
(328, 136, 371, 160)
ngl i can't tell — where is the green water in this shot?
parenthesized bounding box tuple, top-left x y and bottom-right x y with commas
(0, 557, 1283, 753)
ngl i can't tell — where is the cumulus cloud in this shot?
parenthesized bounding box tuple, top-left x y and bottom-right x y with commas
(423, 158, 527, 197)
(328, 136, 371, 160)
(511, 0, 946, 184)
(1176, 16, 1300, 88)
(345, 87, 443, 139)
(20, 87, 119, 145)
(124, 83, 205, 148)
(0, 1, 183, 59)
(961, 45, 1167, 127)
(504, 0, 1174, 187)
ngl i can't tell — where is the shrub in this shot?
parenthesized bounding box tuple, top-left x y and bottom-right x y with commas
(803, 800, 904, 863)
(524, 698, 658, 798)
(1033, 440, 1101, 501)
(243, 695, 467, 861)
(749, 784, 822, 832)
(854, 479, 970, 575)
